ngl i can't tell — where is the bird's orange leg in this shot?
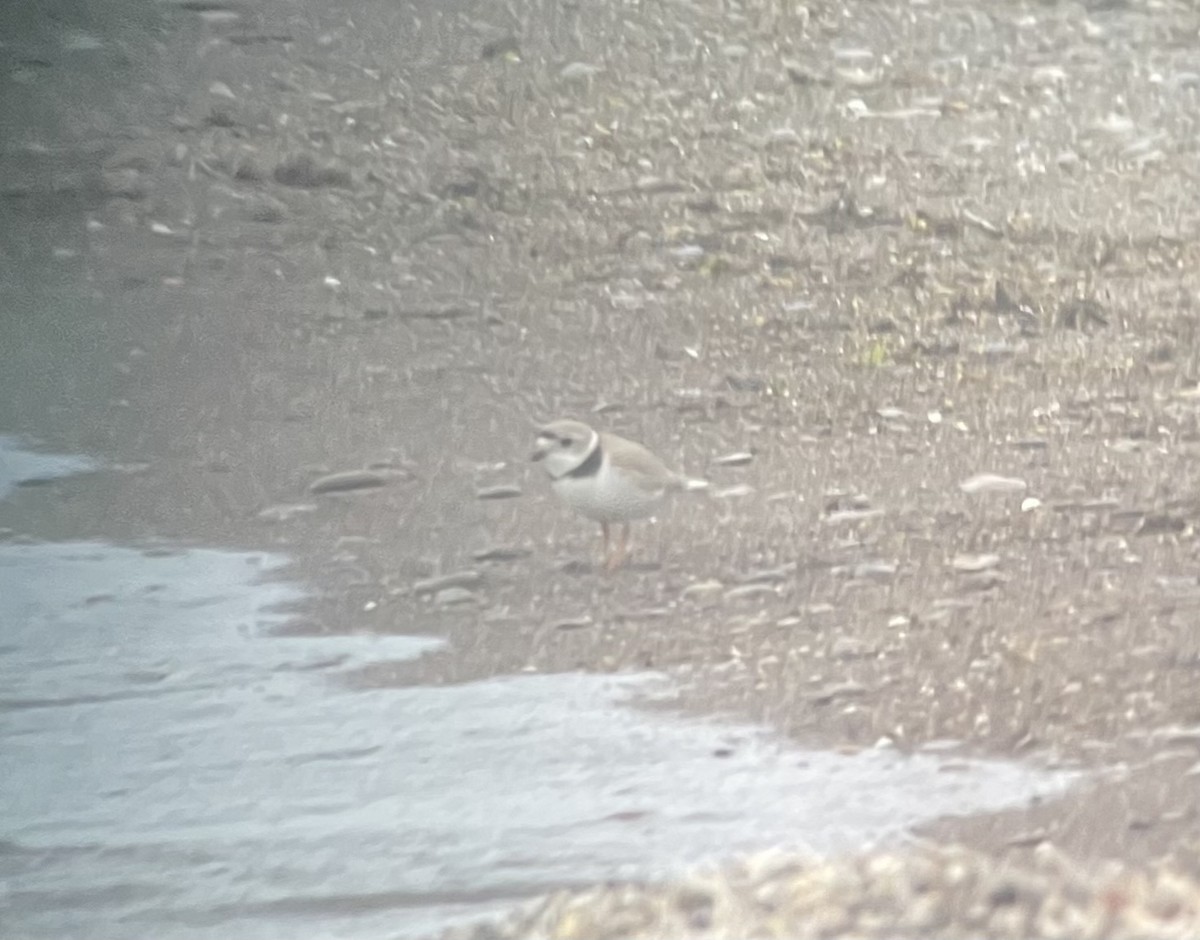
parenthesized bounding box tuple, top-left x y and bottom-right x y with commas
(606, 524, 630, 572)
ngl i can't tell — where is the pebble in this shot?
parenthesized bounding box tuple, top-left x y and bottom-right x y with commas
(560, 61, 602, 82)
(670, 244, 705, 263)
(472, 545, 532, 562)
(723, 583, 779, 602)
(308, 469, 389, 494)
(257, 502, 319, 522)
(875, 406, 909, 421)
(712, 484, 755, 499)
(441, 843, 1200, 939)
(734, 563, 795, 584)
(959, 473, 1027, 495)
(245, 194, 288, 223)
(808, 679, 869, 703)
(824, 508, 884, 525)
(552, 615, 594, 631)
(433, 587, 477, 607)
(712, 451, 754, 467)
(273, 153, 352, 189)
(414, 570, 483, 596)
(681, 579, 724, 601)
(476, 484, 523, 500)
(841, 560, 897, 580)
(101, 167, 148, 200)
(951, 553, 1001, 573)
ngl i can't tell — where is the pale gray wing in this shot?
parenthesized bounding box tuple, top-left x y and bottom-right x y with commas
(601, 432, 686, 493)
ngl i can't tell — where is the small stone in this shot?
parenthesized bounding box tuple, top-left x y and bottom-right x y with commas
(413, 570, 483, 596)
(726, 374, 767, 393)
(560, 61, 601, 82)
(960, 571, 1008, 592)
(670, 244, 705, 263)
(433, 587, 477, 606)
(959, 473, 1027, 495)
(848, 560, 897, 580)
(273, 153, 352, 189)
(396, 306, 474, 321)
(830, 636, 874, 659)
(824, 508, 884, 525)
(724, 583, 779, 601)
(472, 545, 532, 562)
(476, 484, 522, 500)
(682, 579, 724, 600)
(635, 176, 685, 194)
(232, 158, 266, 182)
(257, 502, 319, 522)
(481, 36, 520, 60)
(205, 106, 238, 128)
(735, 563, 795, 584)
(309, 469, 389, 494)
(951, 553, 1001, 573)
(553, 615, 594, 630)
(101, 168, 148, 200)
(808, 680, 869, 704)
(245, 194, 287, 223)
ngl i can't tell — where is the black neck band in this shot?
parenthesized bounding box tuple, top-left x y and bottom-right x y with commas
(564, 443, 602, 479)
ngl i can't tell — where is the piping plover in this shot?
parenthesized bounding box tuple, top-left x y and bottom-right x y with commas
(531, 418, 707, 570)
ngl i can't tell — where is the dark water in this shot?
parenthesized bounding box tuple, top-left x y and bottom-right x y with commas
(0, 438, 1082, 939)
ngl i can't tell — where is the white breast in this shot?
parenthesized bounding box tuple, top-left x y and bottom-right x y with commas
(551, 455, 665, 522)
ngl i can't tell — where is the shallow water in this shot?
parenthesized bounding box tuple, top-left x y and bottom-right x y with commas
(0, 441, 1082, 939)
(0, 435, 96, 501)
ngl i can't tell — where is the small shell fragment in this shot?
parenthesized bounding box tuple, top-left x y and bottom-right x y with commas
(713, 484, 755, 499)
(952, 553, 1001, 573)
(472, 545, 532, 562)
(414, 570, 483, 596)
(434, 587, 478, 606)
(959, 473, 1027, 495)
(560, 61, 601, 81)
(682, 579, 725, 600)
(552, 615, 594, 630)
(309, 469, 389, 494)
(476, 484, 523, 500)
(724, 583, 779, 601)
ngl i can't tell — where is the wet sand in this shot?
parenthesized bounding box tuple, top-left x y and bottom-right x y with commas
(6, 0, 1200, 934)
